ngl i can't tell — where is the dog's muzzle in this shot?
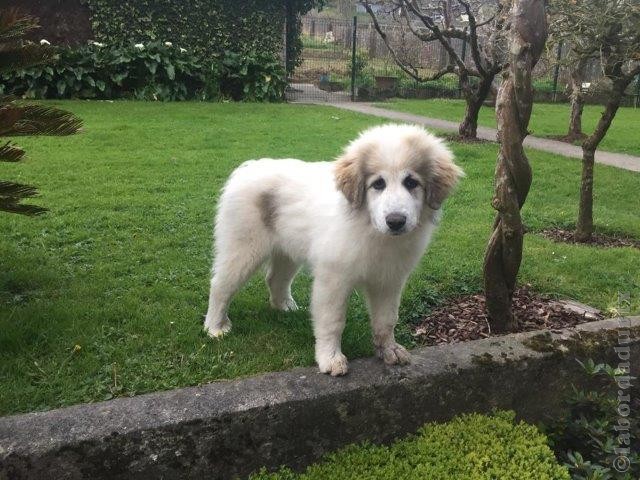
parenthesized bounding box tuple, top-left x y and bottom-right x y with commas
(386, 213, 407, 233)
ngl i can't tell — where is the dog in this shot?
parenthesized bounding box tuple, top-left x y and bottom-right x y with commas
(204, 124, 463, 376)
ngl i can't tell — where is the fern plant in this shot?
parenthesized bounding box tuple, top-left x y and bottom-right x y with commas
(0, 8, 81, 215)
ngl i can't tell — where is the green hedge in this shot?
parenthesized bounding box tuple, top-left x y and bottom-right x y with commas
(0, 43, 287, 102)
(82, 0, 285, 61)
(80, 1, 325, 74)
(252, 411, 570, 480)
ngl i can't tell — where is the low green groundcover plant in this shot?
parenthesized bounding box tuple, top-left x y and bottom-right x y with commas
(0, 42, 286, 102)
(252, 411, 570, 480)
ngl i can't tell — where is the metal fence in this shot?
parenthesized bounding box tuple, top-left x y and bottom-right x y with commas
(287, 15, 640, 106)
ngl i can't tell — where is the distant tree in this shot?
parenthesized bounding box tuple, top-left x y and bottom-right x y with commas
(361, 0, 508, 140)
(547, 37, 593, 141)
(483, 0, 547, 331)
(564, 56, 589, 141)
(0, 9, 81, 215)
(550, 0, 640, 242)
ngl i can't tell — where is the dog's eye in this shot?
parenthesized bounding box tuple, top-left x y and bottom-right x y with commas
(403, 176, 419, 190)
(371, 178, 386, 190)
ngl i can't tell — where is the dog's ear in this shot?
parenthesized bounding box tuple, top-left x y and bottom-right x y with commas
(335, 151, 366, 208)
(425, 144, 464, 210)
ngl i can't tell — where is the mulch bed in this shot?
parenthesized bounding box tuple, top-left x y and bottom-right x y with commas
(548, 133, 587, 145)
(442, 133, 491, 144)
(540, 227, 640, 249)
(411, 285, 603, 346)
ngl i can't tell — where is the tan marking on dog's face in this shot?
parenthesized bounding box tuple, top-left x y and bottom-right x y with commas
(258, 191, 278, 229)
(334, 144, 374, 209)
(402, 130, 464, 210)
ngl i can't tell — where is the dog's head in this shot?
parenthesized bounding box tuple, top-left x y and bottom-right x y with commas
(334, 124, 463, 236)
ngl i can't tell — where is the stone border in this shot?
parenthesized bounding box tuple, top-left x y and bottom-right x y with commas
(1, 317, 638, 480)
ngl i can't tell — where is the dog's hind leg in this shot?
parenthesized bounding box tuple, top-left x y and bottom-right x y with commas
(266, 251, 300, 311)
(204, 235, 270, 338)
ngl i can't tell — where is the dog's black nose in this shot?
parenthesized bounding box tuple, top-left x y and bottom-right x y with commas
(386, 213, 407, 232)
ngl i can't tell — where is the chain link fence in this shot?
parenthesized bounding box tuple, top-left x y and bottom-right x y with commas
(287, 15, 640, 107)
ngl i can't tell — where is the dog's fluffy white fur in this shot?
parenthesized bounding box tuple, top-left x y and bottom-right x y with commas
(204, 124, 463, 376)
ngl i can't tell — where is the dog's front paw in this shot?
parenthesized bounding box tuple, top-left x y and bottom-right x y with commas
(376, 342, 411, 365)
(271, 296, 299, 312)
(317, 352, 349, 376)
(204, 316, 231, 338)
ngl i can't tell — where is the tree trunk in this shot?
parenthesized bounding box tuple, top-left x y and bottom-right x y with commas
(575, 146, 595, 241)
(459, 96, 482, 139)
(567, 60, 587, 140)
(458, 74, 495, 140)
(567, 87, 584, 138)
(483, 0, 547, 332)
(575, 86, 625, 241)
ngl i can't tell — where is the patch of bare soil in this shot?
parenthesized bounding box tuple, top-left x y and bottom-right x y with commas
(540, 227, 640, 249)
(548, 133, 587, 145)
(442, 133, 490, 144)
(412, 285, 603, 346)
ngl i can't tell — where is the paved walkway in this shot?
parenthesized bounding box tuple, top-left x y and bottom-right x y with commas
(286, 83, 351, 103)
(324, 102, 640, 173)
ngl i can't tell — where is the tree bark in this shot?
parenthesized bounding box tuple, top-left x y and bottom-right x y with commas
(459, 97, 482, 139)
(575, 85, 625, 241)
(575, 147, 595, 241)
(459, 74, 495, 140)
(483, 0, 547, 332)
(566, 59, 587, 140)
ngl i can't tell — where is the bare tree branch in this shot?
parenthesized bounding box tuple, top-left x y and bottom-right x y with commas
(361, 0, 506, 139)
(363, 1, 457, 82)
(403, 0, 468, 73)
(455, 0, 487, 76)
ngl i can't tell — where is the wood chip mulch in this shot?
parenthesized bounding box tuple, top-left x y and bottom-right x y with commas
(411, 285, 603, 346)
(442, 133, 490, 144)
(540, 227, 640, 249)
(548, 133, 587, 144)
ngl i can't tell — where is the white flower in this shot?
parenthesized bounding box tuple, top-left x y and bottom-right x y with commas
(164, 41, 173, 47)
(92, 41, 105, 47)
(134, 43, 145, 50)
(40, 39, 50, 46)
(179, 47, 187, 53)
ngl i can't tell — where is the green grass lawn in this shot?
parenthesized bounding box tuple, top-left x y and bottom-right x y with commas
(375, 99, 640, 156)
(1, 101, 639, 416)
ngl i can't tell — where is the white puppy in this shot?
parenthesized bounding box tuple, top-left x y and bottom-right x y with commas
(204, 124, 463, 376)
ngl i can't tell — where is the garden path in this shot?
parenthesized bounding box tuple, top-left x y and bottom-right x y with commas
(321, 102, 640, 172)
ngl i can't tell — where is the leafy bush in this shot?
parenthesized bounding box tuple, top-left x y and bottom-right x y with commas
(546, 359, 639, 480)
(0, 41, 204, 101)
(252, 411, 570, 480)
(208, 51, 286, 102)
(1, 42, 286, 102)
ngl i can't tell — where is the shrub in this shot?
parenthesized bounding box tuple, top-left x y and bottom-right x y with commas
(0, 43, 286, 102)
(208, 51, 286, 102)
(0, 41, 204, 101)
(252, 411, 570, 480)
(545, 359, 639, 480)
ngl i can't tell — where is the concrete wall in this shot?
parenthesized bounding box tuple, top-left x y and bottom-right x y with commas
(1, 317, 638, 480)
